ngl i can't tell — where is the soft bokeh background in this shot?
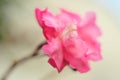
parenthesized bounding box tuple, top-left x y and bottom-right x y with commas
(0, 0, 120, 80)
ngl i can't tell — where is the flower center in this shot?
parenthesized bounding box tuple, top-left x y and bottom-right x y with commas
(61, 24, 78, 40)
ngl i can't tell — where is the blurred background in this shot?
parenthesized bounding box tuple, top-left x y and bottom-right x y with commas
(0, 0, 120, 80)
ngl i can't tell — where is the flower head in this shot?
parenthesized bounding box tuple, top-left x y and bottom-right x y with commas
(35, 8, 102, 73)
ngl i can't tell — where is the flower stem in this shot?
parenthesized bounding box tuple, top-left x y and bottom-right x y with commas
(1, 41, 47, 80)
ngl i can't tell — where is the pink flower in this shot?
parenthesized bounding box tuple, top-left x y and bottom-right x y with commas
(35, 8, 102, 73)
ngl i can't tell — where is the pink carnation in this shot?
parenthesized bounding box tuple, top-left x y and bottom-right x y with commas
(35, 8, 102, 73)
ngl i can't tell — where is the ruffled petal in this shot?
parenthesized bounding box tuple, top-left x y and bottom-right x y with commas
(48, 52, 66, 72)
(86, 40, 102, 61)
(78, 25, 101, 39)
(36, 8, 61, 41)
(70, 58, 90, 73)
(80, 12, 96, 27)
(35, 8, 58, 28)
(42, 39, 66, 72)
(78, 12, 101, 38)
(62, 36, 90, 73)
(42, 39, 60, 55)
(78, 12, 101, 39)
(78, 12, 102, 61)
(60, 8, 81, 25)
(63, 36, 88, 58)
(64, 53, 90, 73)
(35, 8, 45, 27)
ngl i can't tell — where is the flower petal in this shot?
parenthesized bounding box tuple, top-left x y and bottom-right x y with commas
(80, 12, 96, 27)
(63, 36, 90, 73)
(35, 8, 58, 28)
(35, 8, 59, 40)
(63, 36, 88, 58)
(48, 52, 66, 72)
(42, 39, 66, 72)
(64, 53, 90, 73)
(35, 8, 45, 27)
(77, 12, 102, 61)
(70, 58, 90, 73)
(60, 8, 81, 25)
(78, 12, 101, 39)
(42, 39, 60, 55)
(86, 40, 102, 61)
(78, 25, 101, 39)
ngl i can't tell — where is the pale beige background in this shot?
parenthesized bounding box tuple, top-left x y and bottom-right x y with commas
(0, 0, 120, 80)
